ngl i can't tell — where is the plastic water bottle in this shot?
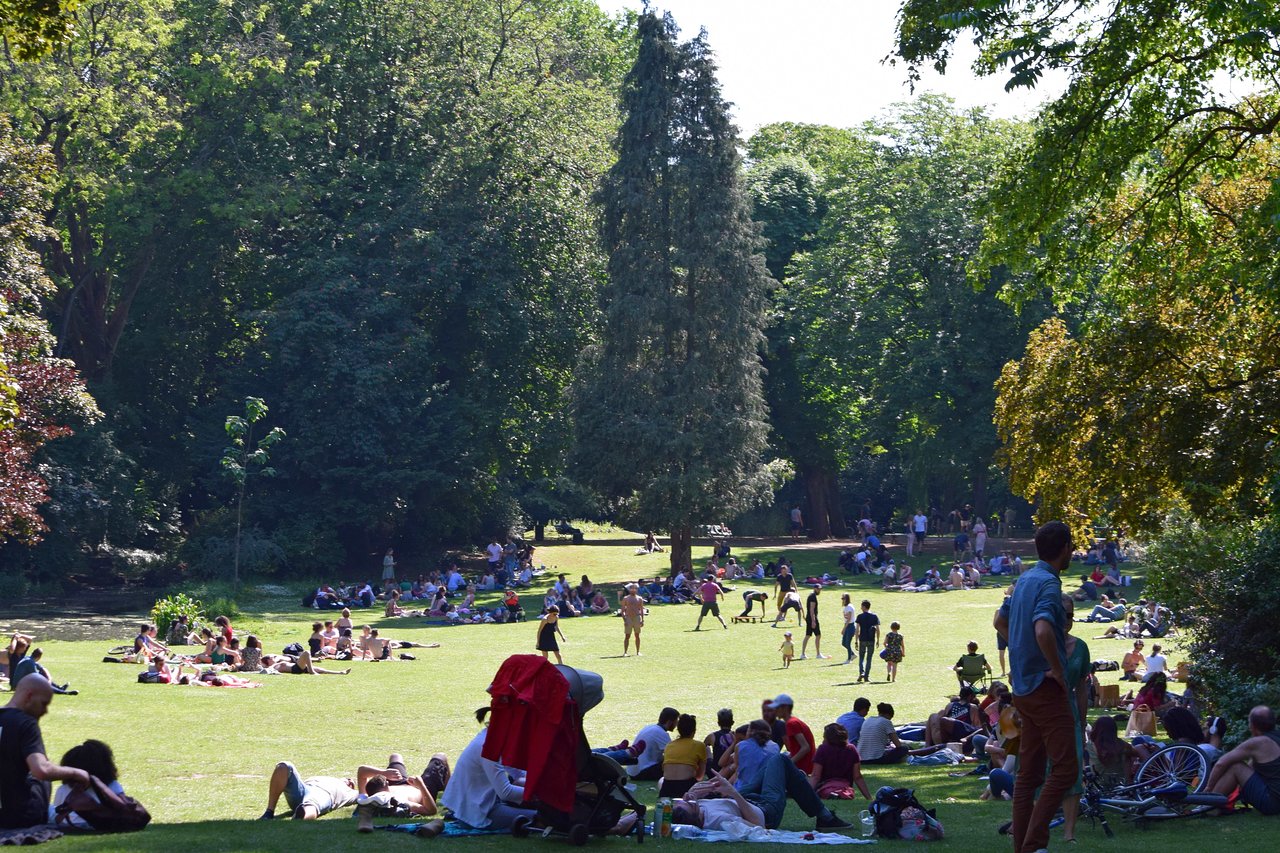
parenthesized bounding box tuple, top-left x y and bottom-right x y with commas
(859, 809, 875, 837)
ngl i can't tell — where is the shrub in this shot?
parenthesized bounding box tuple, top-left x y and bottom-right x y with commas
(204, 596, 242, 622)
(150, 592, 204, 637)
(1146, 511, 1280, 737)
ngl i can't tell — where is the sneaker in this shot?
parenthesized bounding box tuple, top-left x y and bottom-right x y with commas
(817, 653, 830, 659)
(798, 654, 808, 660)
(258, 810, 275, 821)
(628, 739, 646, 757)
(815, 812, 854, 830)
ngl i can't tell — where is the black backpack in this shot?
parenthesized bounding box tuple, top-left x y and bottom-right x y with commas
(282, 642, 304, 656)
(872, 787, 930, 839)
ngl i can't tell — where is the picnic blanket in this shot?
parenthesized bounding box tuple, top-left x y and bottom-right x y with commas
(0, 826, 63, 845)
(377, 821, 506, 837)
(670, 819, 873, 844)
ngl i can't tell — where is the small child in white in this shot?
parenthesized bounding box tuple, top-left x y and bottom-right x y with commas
(780, 631, 794, 668)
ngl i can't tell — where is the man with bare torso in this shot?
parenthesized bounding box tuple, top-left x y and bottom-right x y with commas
(354, 752, 451, 833)
(621, 584, 646, 656)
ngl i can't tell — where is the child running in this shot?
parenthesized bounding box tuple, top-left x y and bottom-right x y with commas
(780, 631, 795, 668)
(536, 605, 566, 664)
(883, 621, 904, 682)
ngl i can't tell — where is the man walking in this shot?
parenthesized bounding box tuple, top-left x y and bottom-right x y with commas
(800, 585, 828, 660)
(694, 576, 727, 630)
(854, 600, 880, 683)
(995, 521, 1077, 853)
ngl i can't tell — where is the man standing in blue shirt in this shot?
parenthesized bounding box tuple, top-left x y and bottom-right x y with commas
(995, 521, 1076, 853)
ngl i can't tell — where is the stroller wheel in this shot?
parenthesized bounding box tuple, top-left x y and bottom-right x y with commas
(568, 823, 590, 846)
(512, 816, 532, 839)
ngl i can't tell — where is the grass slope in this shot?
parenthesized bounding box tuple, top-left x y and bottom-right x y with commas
(8, 534, 1268, 851)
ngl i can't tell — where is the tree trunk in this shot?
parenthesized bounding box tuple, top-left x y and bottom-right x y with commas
(973, 464, 988, 519)
(669, 525, 692, 575)
(803, 466, 831, 539)
(824, 471, 848, 537)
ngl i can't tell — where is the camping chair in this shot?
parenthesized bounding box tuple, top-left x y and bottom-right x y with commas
(955, 653, 992, 693)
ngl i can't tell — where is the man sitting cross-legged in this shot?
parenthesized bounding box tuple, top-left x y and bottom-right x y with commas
(354, 752, 451, 833)
(259, 761, 358, 820)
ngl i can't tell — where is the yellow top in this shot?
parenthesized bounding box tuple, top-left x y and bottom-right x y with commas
(663, 736, 707, 768)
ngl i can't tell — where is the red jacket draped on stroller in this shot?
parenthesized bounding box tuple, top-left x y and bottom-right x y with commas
(483, 654, 581, 813)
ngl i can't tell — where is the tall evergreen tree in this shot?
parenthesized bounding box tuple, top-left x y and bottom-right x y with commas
(576, 13, 774, 573)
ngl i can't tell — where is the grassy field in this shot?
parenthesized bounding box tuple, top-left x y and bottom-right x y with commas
(3, 533, 1268, 851)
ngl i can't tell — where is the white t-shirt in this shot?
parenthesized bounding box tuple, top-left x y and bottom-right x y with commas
(447, 728, 526, 828)
(842, 603, 856, 626)
(913, 514, 927, 533)
(790, 508, 802, 523)
(629, 723, 672, 776)
(1145, 654, 1167, 675)
(699, 796, 765, 830)
(447, 570, 464, 591)
(487, 543, 503, 562)
(50, 780, 126, 828)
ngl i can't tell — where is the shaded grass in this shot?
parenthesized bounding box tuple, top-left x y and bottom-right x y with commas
(13, 535, 1266, 851)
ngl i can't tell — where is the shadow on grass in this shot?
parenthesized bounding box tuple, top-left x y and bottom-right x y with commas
(49, 819, 441, 852)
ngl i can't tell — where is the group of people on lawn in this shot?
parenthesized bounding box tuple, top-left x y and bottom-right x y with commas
(6, 522, 1280, 843)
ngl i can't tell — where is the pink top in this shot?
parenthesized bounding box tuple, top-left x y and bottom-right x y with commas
(700, 581, 721, 604)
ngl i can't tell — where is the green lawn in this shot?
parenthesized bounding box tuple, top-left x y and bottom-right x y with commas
(5, 534, 1268, 851)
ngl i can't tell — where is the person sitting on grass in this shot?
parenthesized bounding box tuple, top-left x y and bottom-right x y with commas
(1207, 705, 1280, 815)
(1121, 671, 1174, 714)
(26, 650, 76, 696)
(671, 763, 852, 831)
(659, 714, 705, 799)
(594, 707, 678, 779)
(589, 590, 610, 615)
(809, 723, 871, 801)
(238, 636, 264, 672)
(925, 685, 983, 748)
(48, 740, 125, 829)
(857, 703, 908, 765)
(190, 628, 217, 664)
(1120, 640, 1145, 681)
(133, 624, 169, 663)
(260, 762, 358, 820)
(0, 677, 96, 831)
(209, 635, 239, 667)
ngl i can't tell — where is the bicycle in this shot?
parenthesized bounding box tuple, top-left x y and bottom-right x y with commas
(1079, 743, 1225, 836)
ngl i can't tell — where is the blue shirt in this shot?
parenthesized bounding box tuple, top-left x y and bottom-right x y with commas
(1005, 560, 1066, 696)
(9, 656, 37, 687)
(734, 737, 779, 792)
(835, 711, 865, 745)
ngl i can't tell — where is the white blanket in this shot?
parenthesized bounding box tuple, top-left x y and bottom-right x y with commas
(671, 818, 874, 844)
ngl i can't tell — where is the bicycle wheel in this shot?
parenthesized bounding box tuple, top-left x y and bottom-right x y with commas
(1134, 744, 1212, 818)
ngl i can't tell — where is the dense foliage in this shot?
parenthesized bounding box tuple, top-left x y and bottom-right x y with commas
(1, 0, 631, 580)
(0, 121, 97, 547)
(749, 101, 1046, 525)
(895, 0, 1280, 688)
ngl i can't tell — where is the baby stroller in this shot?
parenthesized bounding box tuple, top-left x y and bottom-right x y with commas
(485, 656, 645, 846)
